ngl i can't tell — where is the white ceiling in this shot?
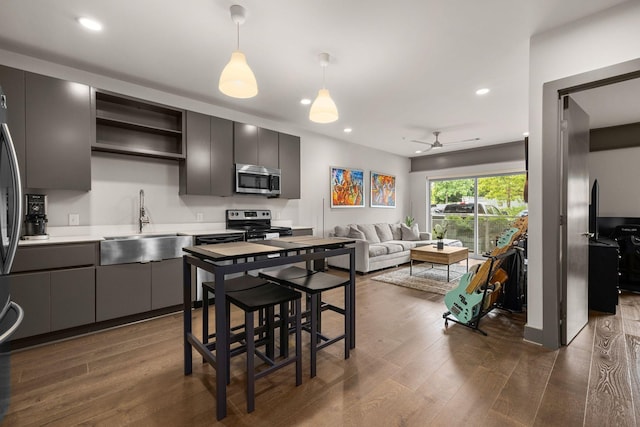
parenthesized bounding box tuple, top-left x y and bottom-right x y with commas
(0, 0, 632, 157)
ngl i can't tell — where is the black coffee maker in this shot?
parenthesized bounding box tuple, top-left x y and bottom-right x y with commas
(23, 194, 49, 240)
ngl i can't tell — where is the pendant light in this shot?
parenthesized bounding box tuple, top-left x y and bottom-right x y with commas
(309, 52, 339, 123)
(218, 5, 258, 99)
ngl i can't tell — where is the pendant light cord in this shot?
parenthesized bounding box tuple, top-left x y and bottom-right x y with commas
(236, 23, 240, 50)
(322, 65, 326, 89)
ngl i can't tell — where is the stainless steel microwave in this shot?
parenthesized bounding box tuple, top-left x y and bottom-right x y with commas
(235, 163, 281, 196)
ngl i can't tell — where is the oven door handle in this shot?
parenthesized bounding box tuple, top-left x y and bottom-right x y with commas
(197, 235, 245, 245)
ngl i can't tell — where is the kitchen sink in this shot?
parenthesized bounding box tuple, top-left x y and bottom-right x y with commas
(103, 233, 180, 240)
(100, 234, 193, 265)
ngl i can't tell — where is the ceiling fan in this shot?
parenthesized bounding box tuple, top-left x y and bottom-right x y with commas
(410, 131, 480, 153)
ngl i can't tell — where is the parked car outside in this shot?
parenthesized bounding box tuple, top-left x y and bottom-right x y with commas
(435, 202, 511, 253)
(442, 202, 504, 215)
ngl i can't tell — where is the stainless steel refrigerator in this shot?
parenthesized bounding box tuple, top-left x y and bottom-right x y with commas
(0, 86, 25, 419)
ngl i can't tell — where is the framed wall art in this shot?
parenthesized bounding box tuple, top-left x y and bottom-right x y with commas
(330, 166, 365, 208)
(370, 171, 396, 208)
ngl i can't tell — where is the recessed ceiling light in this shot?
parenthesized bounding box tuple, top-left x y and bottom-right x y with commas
(415, 150, 422, 154)
(300, 98, 311, 105)
(523, 132, 529, 136)
(475, 88, 490, 95)
(78, 17, 103, 32)
(343, 128, 352, 133)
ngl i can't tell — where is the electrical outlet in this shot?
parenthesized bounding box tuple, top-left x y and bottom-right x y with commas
(196, 212, 204, 222)
(69, 213, 80, 226)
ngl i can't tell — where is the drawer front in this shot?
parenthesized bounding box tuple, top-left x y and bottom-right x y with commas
(12, 243, 98, 273)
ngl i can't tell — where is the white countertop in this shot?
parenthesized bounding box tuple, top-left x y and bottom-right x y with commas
(18, 223, 314, 246)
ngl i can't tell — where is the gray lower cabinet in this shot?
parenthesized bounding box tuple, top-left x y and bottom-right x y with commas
(25, 72, 92, 190)
(9, 266, 97, 339)
(278, 133, 301, 199)
(96, 263, 151, 322)
(180, 112, 233, 196)
(96, 258, 183, 321)
(50, 267, 96, 331)
(151, 258, 183, 309)
(9, 272, 50, 340)
(292, 228, 313, 237)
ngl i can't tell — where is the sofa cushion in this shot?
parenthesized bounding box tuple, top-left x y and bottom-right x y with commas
(401, 223, 420, 241)
(390, 223, 402, 240)
(389, 240, 419, 250)
(357, 224, 381, 243)
(375, 223, 394, 242)
(383, 242, 405, 254)
(334, 225, 351, 237)
(368, 244, 388, 257)
(348, 226, 366, 240)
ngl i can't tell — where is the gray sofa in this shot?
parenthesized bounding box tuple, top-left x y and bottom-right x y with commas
(328, 223, 462, 274)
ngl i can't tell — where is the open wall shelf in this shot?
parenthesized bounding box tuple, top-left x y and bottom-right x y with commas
(93, 90, 185, 160)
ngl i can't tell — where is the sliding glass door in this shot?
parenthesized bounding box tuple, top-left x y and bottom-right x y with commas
(430, 173, 527, 256)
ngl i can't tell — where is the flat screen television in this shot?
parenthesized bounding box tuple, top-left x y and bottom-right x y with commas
(589, 179, 599, 240)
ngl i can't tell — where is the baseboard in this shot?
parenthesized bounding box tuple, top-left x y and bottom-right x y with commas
(523, 324, 544, 345)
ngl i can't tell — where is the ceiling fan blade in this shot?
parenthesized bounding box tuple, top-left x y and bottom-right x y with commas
(410, 140, 433, 153)
(409, 139, 432, 146)
(446, 137, 481, 144)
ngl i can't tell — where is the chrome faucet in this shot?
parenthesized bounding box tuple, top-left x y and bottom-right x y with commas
(139, 189, 150, 233)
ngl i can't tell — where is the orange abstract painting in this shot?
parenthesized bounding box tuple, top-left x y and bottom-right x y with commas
(370, 172, 396, 208)
(330, 167, 364, 208)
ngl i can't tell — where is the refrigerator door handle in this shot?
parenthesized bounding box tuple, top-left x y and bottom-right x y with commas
(0, 301, 24, 344)
(1, 123, 23, 275)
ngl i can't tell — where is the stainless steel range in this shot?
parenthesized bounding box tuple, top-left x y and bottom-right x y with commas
(226, 209, 292, 241)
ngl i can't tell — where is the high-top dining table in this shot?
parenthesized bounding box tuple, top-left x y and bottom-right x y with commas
(182, 236, 356, 420)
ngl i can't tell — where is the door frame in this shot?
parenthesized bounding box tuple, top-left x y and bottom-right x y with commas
(540, 58, 640, 349)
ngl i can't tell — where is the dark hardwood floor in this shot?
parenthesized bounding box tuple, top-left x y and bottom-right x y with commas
(2, 267, 639, 426)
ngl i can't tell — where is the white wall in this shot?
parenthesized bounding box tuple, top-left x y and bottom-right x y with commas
(589, 146, 640, 217)
(528, 1, 640, 334)
(0, 49, 410, 233)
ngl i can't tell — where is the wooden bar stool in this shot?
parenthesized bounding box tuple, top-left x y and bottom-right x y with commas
(224, 282, 303, 413)
(260, 266, 351, 378)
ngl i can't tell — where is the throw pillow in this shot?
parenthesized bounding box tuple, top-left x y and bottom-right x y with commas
(334, 225, 350, 237)
(348, 226, 366, 240)
(357, 224, 381, 243)
(390, 223, 402, 240)
(375, 223, 394, 242)
(401, 223, 420, 241)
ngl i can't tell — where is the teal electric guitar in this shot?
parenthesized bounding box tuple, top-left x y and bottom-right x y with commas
(444, 217, 528, 324)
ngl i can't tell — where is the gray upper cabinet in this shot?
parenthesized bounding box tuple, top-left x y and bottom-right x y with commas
(180, 112, 233, 196)
(25, 72, 92, 190)
(210, 116, 234, 196)
(278, 133, 301, 199)
(233, 122, 279, 168)
(181, 111, 211, 195)
(233, 122, 258, 165)
(258, 128, 279, 168)
(0, 65, 26, 186)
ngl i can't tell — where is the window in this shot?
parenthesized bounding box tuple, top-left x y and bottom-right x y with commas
(430, 173, 527, 256)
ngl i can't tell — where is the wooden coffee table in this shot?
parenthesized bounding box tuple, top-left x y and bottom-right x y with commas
(409, 245, 469, 282)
